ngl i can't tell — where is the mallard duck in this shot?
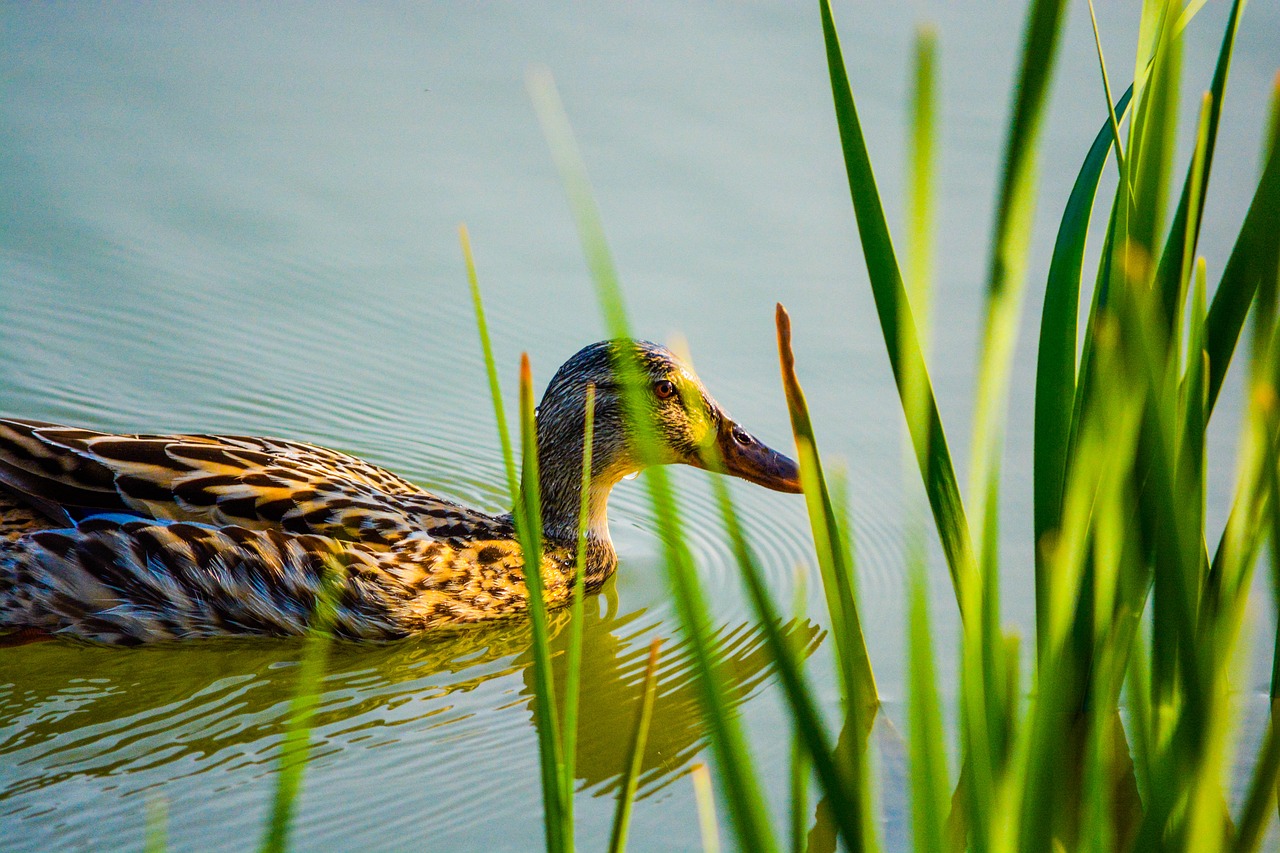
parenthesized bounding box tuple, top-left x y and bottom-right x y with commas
(0, 340, 799, 644)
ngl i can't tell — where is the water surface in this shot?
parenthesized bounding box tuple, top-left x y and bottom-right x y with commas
(2, 2, 1277, 849)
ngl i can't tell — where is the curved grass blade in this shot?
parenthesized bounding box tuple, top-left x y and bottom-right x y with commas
(1033, 85, 1135, 654)
(818, 0, 975, 617)
(608, 638, 662, 853)
(462, 225, 521, 501)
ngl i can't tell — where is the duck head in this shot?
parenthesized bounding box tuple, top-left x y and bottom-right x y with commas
(532, 340, 800, 547)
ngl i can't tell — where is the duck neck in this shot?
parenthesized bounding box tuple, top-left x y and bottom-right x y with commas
(515, 443, 631, 583)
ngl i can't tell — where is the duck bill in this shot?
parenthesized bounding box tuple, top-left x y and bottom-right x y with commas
(708, 422, 802, 494)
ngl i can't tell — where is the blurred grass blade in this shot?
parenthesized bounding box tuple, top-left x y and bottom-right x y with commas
(788, 570, 810, 853)
(692, 764, 722, 853)
(907, 560, 950, 853)
(1205, 73, 1280, 412)
(260, 560, 343, 853)
(561, 384, 596, 833)
(712, 469, 869, 850)
(145, 797, 167, 853)
(819, 0, 976, 614)
(528, 67, 778, 853)
(907, 24, 937, 355)
(967, 0, 1066, 594)
(608, 638, 662, 853)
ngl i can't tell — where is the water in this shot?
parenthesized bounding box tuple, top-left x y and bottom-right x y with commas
(2, 2, 1277, 849)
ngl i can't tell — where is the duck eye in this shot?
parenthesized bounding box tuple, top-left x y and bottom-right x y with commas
(654, 379, 677, 400)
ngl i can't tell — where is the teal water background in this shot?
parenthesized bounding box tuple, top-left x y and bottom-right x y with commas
(2, 2, 1278, 850)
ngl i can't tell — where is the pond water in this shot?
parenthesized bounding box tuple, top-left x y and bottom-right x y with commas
(2, 2, 1277, 850)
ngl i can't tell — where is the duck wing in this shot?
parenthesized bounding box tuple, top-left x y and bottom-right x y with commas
(0, 418, 473, 546)
(0, 515, 408, 643)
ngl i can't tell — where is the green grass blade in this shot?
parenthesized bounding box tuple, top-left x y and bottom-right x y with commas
(818, 0, 976, 615)
(1154, 0, 1245, 325)
(145, 797, 167, 853)
(1033, 84, 1135, 656)
(907, 559, 950, 853)
(712, 469, 870, 851)
(461, 225, 521, 500)
(608, 638, 662, 853)
(560, 384, 596, 838)
(788, 570, 810, 853)
(528, 68, 778, 853)
(967, 0, 1067, 600)
(259, 560, 343, 853)
(776, 305, 877, 714)
(1125, 0, 1182, 264)
(464, 226, 568, 852)
(1086, 0, 1128, 177)
(907, 24, 937, 356)
(517, 354, 569, 853)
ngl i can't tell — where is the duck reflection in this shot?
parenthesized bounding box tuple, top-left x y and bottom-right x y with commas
(0, 586, 821, 807)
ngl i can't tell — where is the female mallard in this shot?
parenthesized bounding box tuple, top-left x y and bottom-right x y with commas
(0, 340, 799, 644)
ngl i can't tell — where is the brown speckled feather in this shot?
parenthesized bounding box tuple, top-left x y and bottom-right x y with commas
(0, 419, 600, 644)
(0, 418, 507, 546)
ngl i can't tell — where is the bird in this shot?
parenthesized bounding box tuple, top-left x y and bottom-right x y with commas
(0, 340, 800, 645)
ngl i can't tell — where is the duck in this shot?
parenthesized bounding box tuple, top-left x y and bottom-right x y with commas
(0, 340, 800, 644)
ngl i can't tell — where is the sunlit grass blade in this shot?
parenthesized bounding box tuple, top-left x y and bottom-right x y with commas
(1125, 0, 1182, 263)
(259, 559, 343, 853)
(818, 0, 975, 614)
(607, 638, 662, 853)
(1086, 0, 1128, 178)
(461, 225, 521, 500)
(528, 67, 778, 853)
(776, 304, 876, 715)
(1154, 0, 1245, 325)
(692, 764, 722, 853)
(517, 353, 569, 853)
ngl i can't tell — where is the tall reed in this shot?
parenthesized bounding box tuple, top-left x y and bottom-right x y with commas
(520, 0, 1280, 849)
